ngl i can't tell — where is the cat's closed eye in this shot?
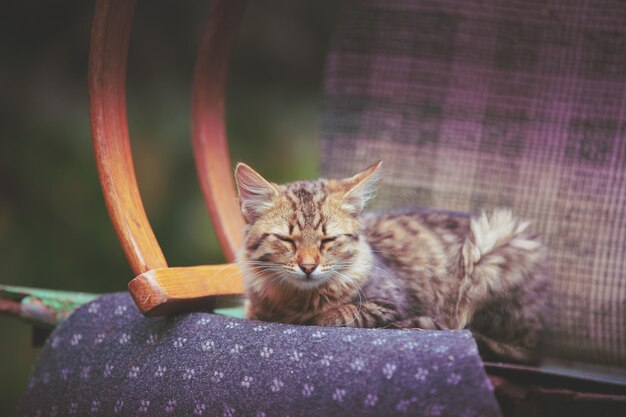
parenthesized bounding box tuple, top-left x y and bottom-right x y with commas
(274, 234, 296, 251)
(320, 236, 337, 249)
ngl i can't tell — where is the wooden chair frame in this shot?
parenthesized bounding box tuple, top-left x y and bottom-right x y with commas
(49, 0, 626, 411)
(89, 0, 246, 316)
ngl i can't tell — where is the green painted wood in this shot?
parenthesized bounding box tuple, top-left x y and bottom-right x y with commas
(0, 285, 97, 327)
(1, 285, 246, 325)
(214, 305, 246, 319)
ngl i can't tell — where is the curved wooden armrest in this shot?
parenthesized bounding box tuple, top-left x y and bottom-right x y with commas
(128, 264, 244, 316)
(192, 0, 247, 262)
(89, 0, 166, 275)
(90, 0, 245, 269)
(90, 0, 248, 317)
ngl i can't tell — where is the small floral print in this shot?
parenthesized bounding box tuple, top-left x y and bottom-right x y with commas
(427, 403, 444, 416)
(70, 333, 83, 346)
(447, 373, 462, 385)
(211, 371, 224, 383)
(289, 350, 303, 362)
(104, 363, 114, 377)
(225, 321, 241, 329)
(342, 335, 356, 342)
(403, 341, 419, 350)
(91, 400, 100, 412)
(434, 345, 449, 354)
(230, 344, 243, 354)
(42, 372, 50, 384)
(395, 397, 417, 412)
(270, 378, 284, 392)
(372, 338, 386, 346)
(87, 302, 100, 314)
(311, 331, 326, 338)
(146, 334, 158, 345)
(114, 305, 127, 315)
(174, 337, 187, 348)
(183, 368, 196, 380)
(260, 346, 273, 358)
(155, 365, 167, 377)
(94, 333, 105, 344)
(60, 368, 71, 381)
(253, 325, 269, 332)
(302, 383, 315, 397)
(197, 317, 212, 325)
(165, 399, 176, 413)
(241, 375, 254, 388)
(223, 404, 235, 417)
(350, 358, 365, 371)
(114, 399, 124, 413)
(50, 405, 58, 417)
(364, 393, 378, 407)
(68, 402, 78, 415)
(415, 367, 429, 381)
(320, 354, 333, 366)
(128, 366, 139, 378)
(81, 366, 91, 380)
(50, 336, 61, 349)
(256, 412, 266, 417)
(282, 328, 296, 335)
(202, 340, 215, 351)
(138, 399, 150, 413)
(194, 403, 207, 415)
(382, 363, 397, 379)
(332, 388, 346, 402)
(118, 333, 130, 344)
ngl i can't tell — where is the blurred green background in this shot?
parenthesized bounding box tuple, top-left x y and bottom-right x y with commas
(0, 0, 339, 413)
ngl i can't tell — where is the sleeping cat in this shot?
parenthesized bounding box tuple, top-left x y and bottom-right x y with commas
(235, 161, 549, 363)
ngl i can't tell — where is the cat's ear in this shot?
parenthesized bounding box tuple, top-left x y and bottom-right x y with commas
(235, 163, 279, 223)
(340, 160, 382, 214)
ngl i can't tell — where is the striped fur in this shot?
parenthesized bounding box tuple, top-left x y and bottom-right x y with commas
(235, 162, 549, 363)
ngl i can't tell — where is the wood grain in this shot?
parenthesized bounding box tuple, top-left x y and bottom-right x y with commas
(89, 0, 249, 315)
(89, 0, 167, 275)
(128, 264, 244, 316)
(192, 0, 247, 262)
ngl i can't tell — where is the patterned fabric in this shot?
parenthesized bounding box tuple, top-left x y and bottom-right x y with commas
(321, 0, 626, 367)
(18, 293, 501, 417)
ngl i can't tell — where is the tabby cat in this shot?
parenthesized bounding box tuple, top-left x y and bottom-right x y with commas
(235, 161, 549, 363)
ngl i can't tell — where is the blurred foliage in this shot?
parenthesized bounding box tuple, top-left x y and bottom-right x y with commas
(0, 0, 339, 413)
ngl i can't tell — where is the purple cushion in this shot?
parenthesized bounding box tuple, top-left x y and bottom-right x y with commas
(18, 293, 501, 417)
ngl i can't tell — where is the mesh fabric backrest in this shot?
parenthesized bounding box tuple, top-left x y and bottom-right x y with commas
(321, 0, 626, 367)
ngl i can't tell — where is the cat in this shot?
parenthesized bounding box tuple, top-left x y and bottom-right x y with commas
(235, 161, 549, 363)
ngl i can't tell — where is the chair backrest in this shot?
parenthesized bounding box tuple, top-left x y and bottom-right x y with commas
(321, 0, 626, 367)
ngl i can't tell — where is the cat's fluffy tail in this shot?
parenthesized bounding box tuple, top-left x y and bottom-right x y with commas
(456, 209, 545, 326)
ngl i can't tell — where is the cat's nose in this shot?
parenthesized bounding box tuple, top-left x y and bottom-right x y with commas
(299, 263, 318, 275)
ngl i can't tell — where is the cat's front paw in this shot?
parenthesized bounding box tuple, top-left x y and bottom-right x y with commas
(315, 305, 360, 327)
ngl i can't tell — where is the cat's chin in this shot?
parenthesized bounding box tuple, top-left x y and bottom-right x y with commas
(286, 273, 332, 290)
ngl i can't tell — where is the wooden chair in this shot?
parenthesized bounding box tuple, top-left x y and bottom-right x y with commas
(4, 0, 626, 415)
(89, 0, 246, 317)
(89, 0, 626, 413)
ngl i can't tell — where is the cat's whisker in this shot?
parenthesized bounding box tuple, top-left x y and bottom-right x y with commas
(236, 164, 547, 363)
